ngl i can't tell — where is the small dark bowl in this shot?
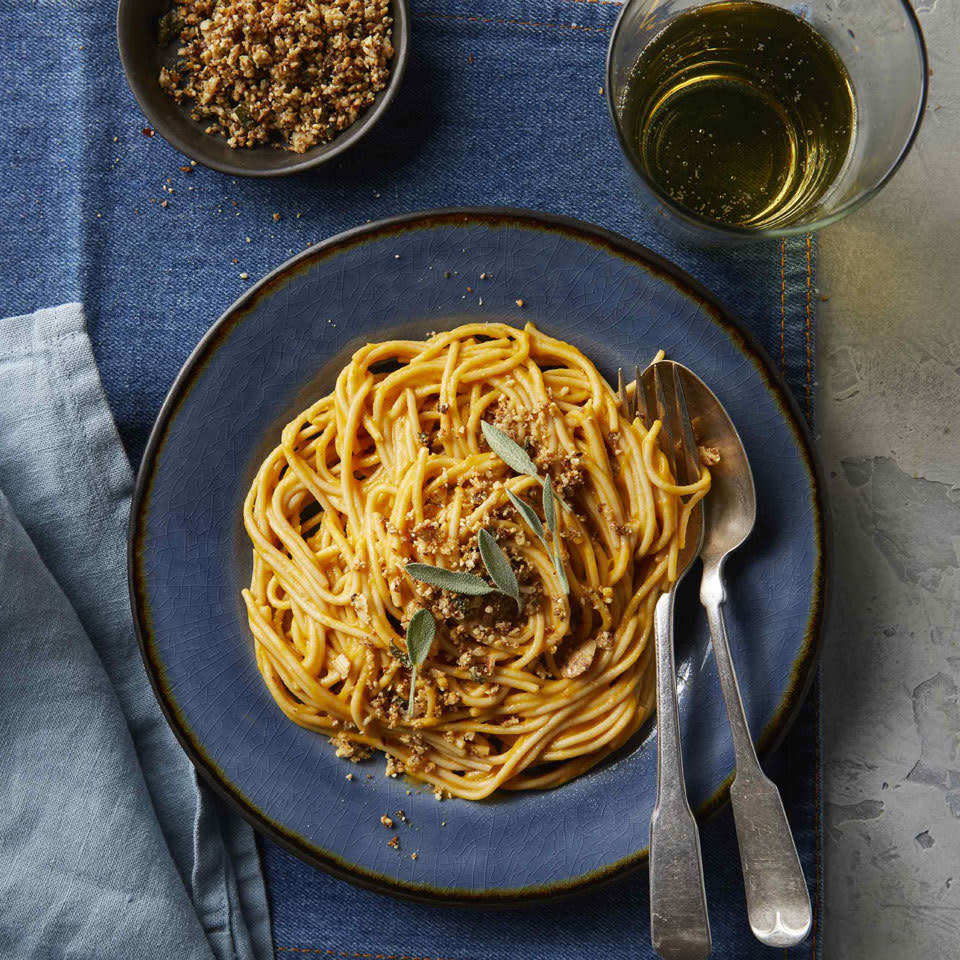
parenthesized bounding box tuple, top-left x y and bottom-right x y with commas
(117, 0, 409, 177)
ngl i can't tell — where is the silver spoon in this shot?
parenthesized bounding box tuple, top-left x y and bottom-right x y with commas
(622, 363, 711, 960)
(671, 361, 813, 948)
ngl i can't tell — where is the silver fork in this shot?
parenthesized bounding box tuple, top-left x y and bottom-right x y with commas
(619, 363, 712, 960)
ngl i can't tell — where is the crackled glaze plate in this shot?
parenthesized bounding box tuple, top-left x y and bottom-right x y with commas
(130, 209, 825, 903)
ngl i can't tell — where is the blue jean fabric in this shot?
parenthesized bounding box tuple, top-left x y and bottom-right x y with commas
(0, 0, 821, 957)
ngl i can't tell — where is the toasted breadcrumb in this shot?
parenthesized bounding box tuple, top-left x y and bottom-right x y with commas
(158, 0, 394, 153)
(330, 733, 371, 761)
(384, 754, 404, 778)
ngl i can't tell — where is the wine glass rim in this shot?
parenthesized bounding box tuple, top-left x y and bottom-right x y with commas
(604, 0, 930, 239)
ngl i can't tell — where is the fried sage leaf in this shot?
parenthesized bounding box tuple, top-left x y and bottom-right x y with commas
(481, 421, 539, 477)
(478, 527, 520, 609)
(406, 563, 494, 596)
(542, 475, 557, 534)
(506, 489, 547, 546)
(405, 609, 436, 718)
(553, 541, 570, 595)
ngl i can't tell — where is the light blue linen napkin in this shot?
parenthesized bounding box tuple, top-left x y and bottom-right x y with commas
(0, 303, 272, 960)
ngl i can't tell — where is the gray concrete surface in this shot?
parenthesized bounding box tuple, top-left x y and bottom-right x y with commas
(818, 3, 960, 957)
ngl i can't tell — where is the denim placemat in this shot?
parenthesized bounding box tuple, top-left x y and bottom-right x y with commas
(0, 0, 820, 957)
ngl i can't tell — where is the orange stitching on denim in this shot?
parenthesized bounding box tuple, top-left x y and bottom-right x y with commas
(276, 950, 458, 959)
(560, 0, 624, 6)
(789, 234, 818, 960)
(779, 238, 787, 378)
(416, 12, 608, 32)
(805, 233, 813, 419)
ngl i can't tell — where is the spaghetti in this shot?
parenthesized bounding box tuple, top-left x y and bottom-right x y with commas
(242, 322, 709, 800)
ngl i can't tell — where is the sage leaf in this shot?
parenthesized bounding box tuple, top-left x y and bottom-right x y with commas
(481, 421, 539, 477)
(506, 489, 546, 546)
(405, 608, 436, 718)
(406, 608, 435, 665)
(478, 527, 520, 609)
(542, 476, 557, 535)
(406, 563, 494, 596)
(541, 478, 569, 593)
(553, 541, 570, 595)
(390, 642, 411, 669)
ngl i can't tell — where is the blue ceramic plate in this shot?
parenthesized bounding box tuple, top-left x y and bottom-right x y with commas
(130, 209, 825, 904)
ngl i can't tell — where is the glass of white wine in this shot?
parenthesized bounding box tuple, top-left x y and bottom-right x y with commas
(606, 0, 928, 240)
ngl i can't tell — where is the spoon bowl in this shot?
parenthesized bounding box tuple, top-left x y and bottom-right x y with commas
(671, 365, 757, 564)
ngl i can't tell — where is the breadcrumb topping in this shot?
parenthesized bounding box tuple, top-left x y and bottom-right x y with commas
(330, 732, 372, 761)
(158, 0, 394, 152)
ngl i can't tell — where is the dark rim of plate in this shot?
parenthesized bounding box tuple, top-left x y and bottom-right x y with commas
(129, 207, 830, 906)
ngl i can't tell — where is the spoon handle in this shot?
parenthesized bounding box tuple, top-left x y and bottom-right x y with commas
(700, 563, 812, 948)
(649, 589, 712, 960)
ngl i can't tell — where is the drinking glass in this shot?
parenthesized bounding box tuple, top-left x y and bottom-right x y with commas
(606, 0, 928, 242)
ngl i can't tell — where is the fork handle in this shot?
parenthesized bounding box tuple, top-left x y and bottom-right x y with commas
(701, 563, 812, 948)
(649, 589, 712, 960)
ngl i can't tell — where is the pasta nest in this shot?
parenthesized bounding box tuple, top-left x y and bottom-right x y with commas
(243, 322, 708, 799)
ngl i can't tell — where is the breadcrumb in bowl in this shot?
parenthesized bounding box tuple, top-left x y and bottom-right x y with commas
(117, 0, 410, 177)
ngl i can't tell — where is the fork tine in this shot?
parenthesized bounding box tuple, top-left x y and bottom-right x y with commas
(618, 367, 636, 421)
(634, 364, 648, 426)
(653, 364, 678, 479)
(671, 365, 701, 488)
